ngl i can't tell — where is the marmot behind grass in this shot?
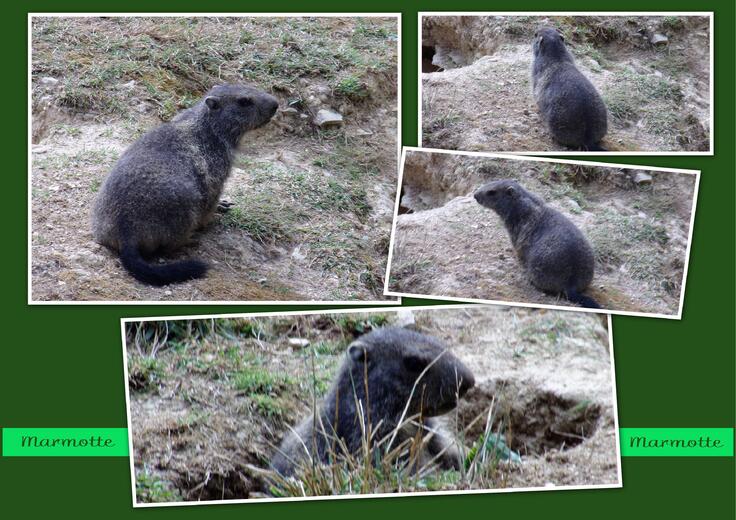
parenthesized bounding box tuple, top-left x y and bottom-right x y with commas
(92, 84, 279, 286)
(532, 27, 608, 151)
(271, 327, 475, 477)
(474, 179, 601, 309)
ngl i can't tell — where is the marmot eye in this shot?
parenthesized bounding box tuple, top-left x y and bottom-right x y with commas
(487, 189, 496, 196)
(238, 97, 253, 107)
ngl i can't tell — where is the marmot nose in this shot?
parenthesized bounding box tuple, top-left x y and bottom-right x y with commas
(268, 98, 279, 117)
(473, 190, 481, 201)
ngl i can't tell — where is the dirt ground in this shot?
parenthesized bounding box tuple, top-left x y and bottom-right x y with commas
(30, 17, 398, 302)
(421, 15, 711, 153)
(126, 307, 619, 503)
(388, 151, 697, 316)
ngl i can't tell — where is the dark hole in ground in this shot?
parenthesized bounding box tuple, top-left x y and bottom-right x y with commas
(422, 45, 443, 73)
(456, 380, 603, 456)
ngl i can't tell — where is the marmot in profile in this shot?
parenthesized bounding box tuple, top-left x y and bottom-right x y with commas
(271, 327, 475, 477)
(531, 27, 608, 151)
(92, 84, 279, 286)
(474, 179, 601, 309)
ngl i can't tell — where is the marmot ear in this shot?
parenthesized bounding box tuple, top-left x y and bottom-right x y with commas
(506, 185, 516, 196)
(205, 96, 221, 110)
(347, 340, 369, 363)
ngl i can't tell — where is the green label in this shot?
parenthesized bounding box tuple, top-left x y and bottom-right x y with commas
(2, 428, 129, 457)
(620, 428, 734, 457)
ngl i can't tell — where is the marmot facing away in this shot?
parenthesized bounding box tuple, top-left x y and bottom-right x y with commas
(474, 179, 601, 309)
(271, 327, 475, 477)
(92, 84, 279, 286)
(531, 27, 608, 151)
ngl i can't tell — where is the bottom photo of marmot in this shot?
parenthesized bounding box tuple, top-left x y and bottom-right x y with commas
(386, 149, 699, 318)
(123, 306, 620, 505)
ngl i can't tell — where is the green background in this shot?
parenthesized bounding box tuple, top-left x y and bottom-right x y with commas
(2, 0, 734, 517)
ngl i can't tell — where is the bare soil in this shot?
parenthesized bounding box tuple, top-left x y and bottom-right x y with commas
(388, 151, 697, 316)
(126, 307, 619, 503)
(422, 15, 711, 153)
(30, 17, 398, 302)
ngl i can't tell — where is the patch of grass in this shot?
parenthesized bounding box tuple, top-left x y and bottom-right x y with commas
(232, 366, 294, 395)
(32, 17, 396, 119)
(332, 314, 389, 336)
(128, 356, 163, 392)
(334, 75, 369, 101)
(589, 210, 669, 283)
(604, 69, 683, 124)
(519, 318, 573, 346)
(250, 394, 288, 418)
(661, 16, 685, 31)
(136, 467, 183, 503)
(221, 199, 296, 244)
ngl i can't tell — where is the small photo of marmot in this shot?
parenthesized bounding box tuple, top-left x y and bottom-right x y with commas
(123, 306, 620, 504)
(421, 14, 712, 153)
(386, 149, 699, 318)
(30, 15, 399, 302)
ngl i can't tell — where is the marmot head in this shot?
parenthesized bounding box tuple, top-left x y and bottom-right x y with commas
(474, 178, 527, 218)
(344, 327, 475, 418)
(202, 84, 279, 143)
(532, 26, 570, 60)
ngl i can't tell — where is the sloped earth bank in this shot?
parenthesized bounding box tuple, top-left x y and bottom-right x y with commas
(389, 151, 696, 316)
(31, 17, 398, 301)
(422, 15, 710, 152)
(126, 307, 618, 503)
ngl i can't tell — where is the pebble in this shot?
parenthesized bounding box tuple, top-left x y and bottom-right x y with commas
(651, 33, 669, 45)
(633, 171, 653, 185)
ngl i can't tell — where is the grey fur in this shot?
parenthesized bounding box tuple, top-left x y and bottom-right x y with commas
(474, 179, 600, 308)
(271, 327, 475, 477)
(531, 27, 608, 150)
(92, 84, 279, 285)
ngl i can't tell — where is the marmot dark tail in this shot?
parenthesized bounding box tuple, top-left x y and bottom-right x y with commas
(119, 242, 208, 286)
(565, 288, 602, 309)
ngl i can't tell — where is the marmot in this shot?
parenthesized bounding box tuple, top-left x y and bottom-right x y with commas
(271, 327, 475, 477)
(531, 27, 608, 151)
(92, 84, 279, 286)
(474, 179, 601, 309)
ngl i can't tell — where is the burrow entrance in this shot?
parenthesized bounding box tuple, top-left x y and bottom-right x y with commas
(455, 380, 603, 456)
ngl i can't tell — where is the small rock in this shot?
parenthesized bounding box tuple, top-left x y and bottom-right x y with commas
(120, 80, 136, 90)
(164, 290, 172, 296)
(40, 76, 59, 86)
(632, 171, 653, 185)
(314, 109, 344, 127)
(651, 33, 669, 45)
(653, 70, 663, 78)
(280, 107, 299, 115)
(288, 338, 310, 349)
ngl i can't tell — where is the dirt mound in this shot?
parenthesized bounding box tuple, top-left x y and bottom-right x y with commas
(126, 307, 619, 503)
(389, 151, 696, 316)
(31, 16, 398, 301)
(421, 15, 711, 152)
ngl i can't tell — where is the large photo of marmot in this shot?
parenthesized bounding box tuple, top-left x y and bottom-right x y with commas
(30, 15, 399, 302)
(421, 14, 712, 154)
(123, 306, 620, 505)
(385, 149, 699, 319)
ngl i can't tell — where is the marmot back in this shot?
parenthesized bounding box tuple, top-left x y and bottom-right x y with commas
(474, 179, 600, 308)
(531, 27, 608, 151)
(92, 84, 279, 286)
(270, 327, 475, 477)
